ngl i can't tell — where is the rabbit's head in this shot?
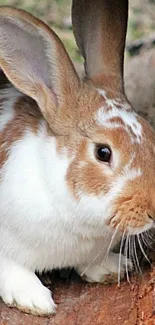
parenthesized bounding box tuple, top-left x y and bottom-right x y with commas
(0, 2, 155, 237)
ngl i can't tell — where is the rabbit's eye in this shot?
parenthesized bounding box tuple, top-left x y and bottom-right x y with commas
(95, 145, 111, 163)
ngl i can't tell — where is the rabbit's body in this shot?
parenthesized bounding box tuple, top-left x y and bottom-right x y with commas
(0, 84, 126, 315)
(0, 85, 120, 270)
(0, 1, 155, 316)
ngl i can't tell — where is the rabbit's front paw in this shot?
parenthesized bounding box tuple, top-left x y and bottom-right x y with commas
(0, 265, 56, 316)
(76, 253, 133, 284)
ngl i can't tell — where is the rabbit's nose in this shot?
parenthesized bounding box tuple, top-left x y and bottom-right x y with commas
(148, 214, 155, 222)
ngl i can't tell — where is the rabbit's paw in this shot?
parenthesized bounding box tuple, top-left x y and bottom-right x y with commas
(0, 265, 56, 316)
(76, 253, 133, 284)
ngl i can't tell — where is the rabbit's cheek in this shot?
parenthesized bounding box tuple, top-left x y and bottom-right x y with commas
(67, 160, 110, 198)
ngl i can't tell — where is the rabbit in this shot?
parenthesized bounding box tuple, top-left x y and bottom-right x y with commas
(0, 0, 155, 316)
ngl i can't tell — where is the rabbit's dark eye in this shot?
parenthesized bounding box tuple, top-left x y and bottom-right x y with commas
(95, 145, 112, 163)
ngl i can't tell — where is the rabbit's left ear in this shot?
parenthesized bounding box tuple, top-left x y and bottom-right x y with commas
(0, 7, 80, 126)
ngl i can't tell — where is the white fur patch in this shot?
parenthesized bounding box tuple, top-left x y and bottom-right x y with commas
(98, 90, 131, 111)
(77, 252, 132, 282)
(97, 89, 142, 143)
(106, 167, 142, 204)
(0, 86, 21, 131)
(0, 256, 56, 315)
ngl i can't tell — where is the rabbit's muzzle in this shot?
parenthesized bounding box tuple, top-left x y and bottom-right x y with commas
(109, 192, 154, 235)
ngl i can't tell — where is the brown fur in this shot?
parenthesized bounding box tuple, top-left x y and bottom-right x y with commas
(106, 122, 155, 232)
(111, 190, 153, 232)
(66, 139, 111, 198)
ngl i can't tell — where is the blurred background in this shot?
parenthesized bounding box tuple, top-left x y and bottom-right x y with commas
(0, 0, 155, 126)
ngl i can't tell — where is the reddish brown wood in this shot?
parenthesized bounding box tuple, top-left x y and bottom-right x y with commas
(0, 269, 155, 325)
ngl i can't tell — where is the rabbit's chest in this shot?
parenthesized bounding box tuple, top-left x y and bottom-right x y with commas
(22, 229, 111, 271)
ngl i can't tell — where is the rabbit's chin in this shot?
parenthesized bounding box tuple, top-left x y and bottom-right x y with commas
(127, 222, 154, 236)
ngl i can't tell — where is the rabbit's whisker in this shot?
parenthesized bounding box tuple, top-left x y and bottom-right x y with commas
(141, 232, 153, 249)
(118, 229, 126, 286)
(137, 234, 151, 265)
(142, 232, 155, 252)
(80, 218, 124, 278)
(133, 235, 143, 274)
(125, 234, 130, 283)
(102, 218, 125, 263)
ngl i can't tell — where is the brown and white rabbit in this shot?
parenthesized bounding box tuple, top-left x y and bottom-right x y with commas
(0, 0, 155, 316)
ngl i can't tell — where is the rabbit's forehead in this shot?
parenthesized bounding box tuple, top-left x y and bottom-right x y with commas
(95, 90, 142, 144)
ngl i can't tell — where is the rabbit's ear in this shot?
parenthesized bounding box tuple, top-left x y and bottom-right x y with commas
(72, 0, 128, 94)
(0, 7, 80, 126)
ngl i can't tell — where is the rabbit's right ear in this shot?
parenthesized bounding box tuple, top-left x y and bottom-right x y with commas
(72, 0, 128, 94)
(0, 7, 80, 131)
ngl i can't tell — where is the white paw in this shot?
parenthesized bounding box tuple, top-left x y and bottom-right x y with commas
(0, 267, 56, 316)
(76, 253, 133, 283)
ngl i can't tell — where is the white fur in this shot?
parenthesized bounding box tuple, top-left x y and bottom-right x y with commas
(77, 252, 133, 282)
(0, 87, 21, 131)
(0, 255, 56, 315)
(98, 89, 131, 111)
(97, 89, 142, 143)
